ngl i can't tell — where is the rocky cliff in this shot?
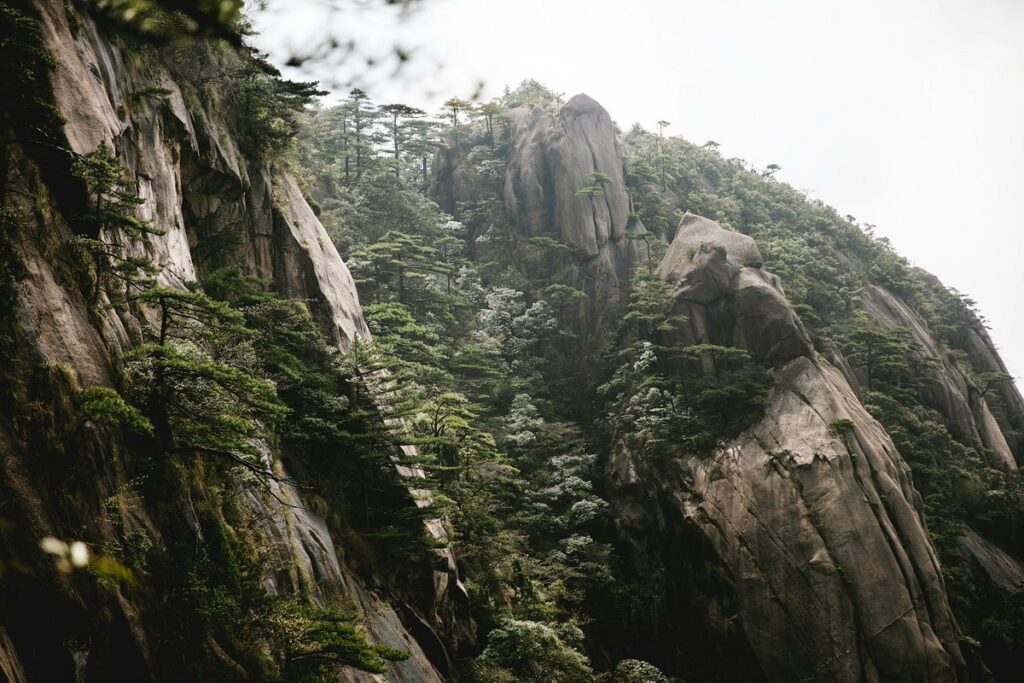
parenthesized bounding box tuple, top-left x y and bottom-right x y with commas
(609, 215, 964, 681)
(6, 7, 1024, 677)
(427, 87, 1024, 681)
(0, 1, 459, 680)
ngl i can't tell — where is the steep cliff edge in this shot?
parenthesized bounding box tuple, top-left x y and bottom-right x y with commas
(0, 2, 459, 680)
(608, 215, 964, 681)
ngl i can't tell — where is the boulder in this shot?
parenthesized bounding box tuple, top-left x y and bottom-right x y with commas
(658, 213, 812, 366)
(608, 214, 966, 681)
(957, 529, 1024, 594)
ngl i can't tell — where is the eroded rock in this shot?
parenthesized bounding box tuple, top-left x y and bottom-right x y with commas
(607, 213, 966, 681)
(657, 213, 812, 366)
(957, 529, 1024, 594)
(0, 2, 456, 679)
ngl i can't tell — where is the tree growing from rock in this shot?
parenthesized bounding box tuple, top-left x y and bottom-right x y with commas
(70, 142, 163, 304)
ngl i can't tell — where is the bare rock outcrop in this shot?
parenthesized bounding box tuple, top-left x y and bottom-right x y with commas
(657, 213, 813, 365)
(503, 94, 638, 279)
(608, 212, 965, 681)
(957, 529, 1024, 594)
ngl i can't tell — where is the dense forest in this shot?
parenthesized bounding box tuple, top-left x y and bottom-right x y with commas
(2, 2, 1023, 682)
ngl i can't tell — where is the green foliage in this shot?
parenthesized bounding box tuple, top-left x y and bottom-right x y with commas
(614, 658, 671, 683)
(0, 2, 63, 140)
(274, 604, 409, 678)
(443, 96, 472, 128)
(122, 285, 287, 483)
(78, 386, 153, 435)
(70, 143, 163, 304)
(838, 314, 925, 393)
(500, 79, 566, 114)
(90, 0, 245, 45)
(474, 619, 594, 683)
(72, 142, 154, 238)
(290, 81, 1024, 680)
(0, 208, 28, 405)
(828, 418, 856, 437)
(226, 48, 326, 159)
(576, 171, 614, 199)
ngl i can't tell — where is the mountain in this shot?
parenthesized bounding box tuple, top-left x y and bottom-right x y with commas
(2, 3, 1023, 682)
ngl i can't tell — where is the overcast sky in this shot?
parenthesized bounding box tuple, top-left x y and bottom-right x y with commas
(254, 0, 1024, 383)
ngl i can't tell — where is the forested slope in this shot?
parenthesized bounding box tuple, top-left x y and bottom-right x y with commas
(2, 2, 1023, 681)
(299, 80, 1024, 681)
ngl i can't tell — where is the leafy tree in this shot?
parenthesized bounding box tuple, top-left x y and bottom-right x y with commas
(500, 79, 565, 113)
(351, 230, 450, 305)
(543, 284, 588, 331)
(840, 315, 920, 393)
(478, 100, 505, 146)
(443, 97, 471, 127)
(621, 269, 681, 345)
(346, 88, 383, 179)
(974, 371, 1011, 398)
(614, 658, 671, 683)
(403, 114, 444, 183)
(226, 47, 326, 158)
(125, 285, 286, 482)
(413, 391, 500, 485)
(274, 604, 409, 677)
(475, 619, 595, 683)
(576, 170, 613, 200)
(77, 386, 153, 435)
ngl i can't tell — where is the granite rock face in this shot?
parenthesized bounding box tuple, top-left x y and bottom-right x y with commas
(657, 213, 813, 366)
(431, 93, 641, 319)
(503, 94, 638, 277)
(957, 529, 1024, 594)
(608, 212, 966, 681)
(861, 284, 1015, 469)
(0, 2, 454, 680)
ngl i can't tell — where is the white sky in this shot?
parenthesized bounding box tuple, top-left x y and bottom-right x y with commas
(254, 0, 1024, 382)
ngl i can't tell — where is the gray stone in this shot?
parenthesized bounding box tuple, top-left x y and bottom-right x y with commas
(958, 529, 1024, 594)
(2, 3, 456, 679)
(608, 214, 966, 681)
(657, 213, 811, 365)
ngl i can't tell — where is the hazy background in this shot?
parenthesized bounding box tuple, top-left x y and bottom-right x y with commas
(254, 0, 1024, 383)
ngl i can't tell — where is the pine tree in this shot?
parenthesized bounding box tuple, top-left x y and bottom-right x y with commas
(70, 142, 164, 304)
(125, 284, 286, 481)
(380, 103, 426, 179)
(345, 89, 382, 180)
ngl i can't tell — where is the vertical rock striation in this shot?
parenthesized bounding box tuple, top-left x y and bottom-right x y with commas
(0, 1, 457, 679)
(431, 93, 642, 318)
(502, 94, 639, 282)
